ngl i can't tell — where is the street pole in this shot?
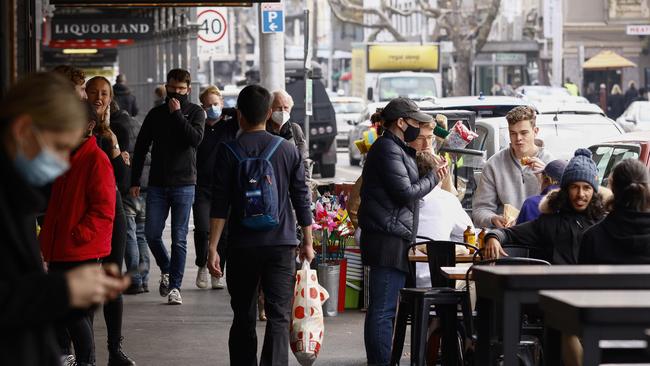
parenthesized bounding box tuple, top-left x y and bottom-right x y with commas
(258, 3, 285, 91)
(551, 0, 563, 87)
(303, 8, 311, 150)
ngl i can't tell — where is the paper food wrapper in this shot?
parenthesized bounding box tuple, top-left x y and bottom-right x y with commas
(503, 204, 520, 226)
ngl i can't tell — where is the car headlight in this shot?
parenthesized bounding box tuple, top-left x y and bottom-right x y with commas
(326, 126, 333, 133)
(311, 128, 318, 136)
(318, 127, 325, 134)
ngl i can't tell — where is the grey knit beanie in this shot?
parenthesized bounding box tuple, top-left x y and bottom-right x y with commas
(560, 148, 599, 191)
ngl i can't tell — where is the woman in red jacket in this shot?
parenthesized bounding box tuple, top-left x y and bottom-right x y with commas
(40, 103, 116, 366)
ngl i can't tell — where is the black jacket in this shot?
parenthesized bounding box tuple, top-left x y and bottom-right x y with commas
(607, 93, 626, 119)
(358, 130, 437, 271)
(0, 149, 71, 366)
(579, 209, 650, 264)
(111, 109, 151, 189)
(625, 87, 639, 109)
(131, 101, 205, 188)
(113, 83, 139, 117)
(487, 208, 599, 264)
(197, 108, 238, 187)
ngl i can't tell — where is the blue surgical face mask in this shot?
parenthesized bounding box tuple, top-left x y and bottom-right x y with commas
(14, 128, 70, 187)
(207, 105, 222, 120)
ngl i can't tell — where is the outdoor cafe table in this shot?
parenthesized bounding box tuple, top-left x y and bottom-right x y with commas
(473, 265, 650, 366)
(408, 253, 475, 263)
(539, 290, 650, 366)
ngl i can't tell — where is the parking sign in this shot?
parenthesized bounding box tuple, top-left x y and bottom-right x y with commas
(261, 3, 284, 33)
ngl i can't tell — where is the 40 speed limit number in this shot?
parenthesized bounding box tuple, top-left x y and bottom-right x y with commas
(197, 9, 227, 43)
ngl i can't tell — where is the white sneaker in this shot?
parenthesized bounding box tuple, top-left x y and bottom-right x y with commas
(196, 266, 209, 289)
(168, 288, 182, 305)
(211, 275, 225, 289)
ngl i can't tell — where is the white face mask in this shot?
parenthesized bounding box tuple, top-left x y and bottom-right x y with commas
(271, 111, 291, 125)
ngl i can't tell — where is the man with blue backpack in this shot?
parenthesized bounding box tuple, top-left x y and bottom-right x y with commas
(207, 84, 314, 366)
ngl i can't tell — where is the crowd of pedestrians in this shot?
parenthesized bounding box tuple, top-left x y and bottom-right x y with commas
(3, 65, 650, 366)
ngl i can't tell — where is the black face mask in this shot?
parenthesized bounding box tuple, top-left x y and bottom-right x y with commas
(401, 121, 420, 143)
(166, 92, 188, 104)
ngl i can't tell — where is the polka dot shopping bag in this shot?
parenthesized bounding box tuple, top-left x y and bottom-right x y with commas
(290, 261, 329, 365)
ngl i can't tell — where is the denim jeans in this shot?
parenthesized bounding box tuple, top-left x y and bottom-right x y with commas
(124, 192, 150, 287)
(364, 266, 407, 366)
(145, 185, 195, 290)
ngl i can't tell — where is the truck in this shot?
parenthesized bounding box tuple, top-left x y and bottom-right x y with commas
(285, 61, 338, 178)
(351, 43, 443, 104)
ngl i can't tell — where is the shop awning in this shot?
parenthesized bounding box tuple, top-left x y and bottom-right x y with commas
(582, 50, 637, 70)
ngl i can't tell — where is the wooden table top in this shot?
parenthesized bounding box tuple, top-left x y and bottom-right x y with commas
(408, 253, 476, 263)
(440, 266, 472, 281)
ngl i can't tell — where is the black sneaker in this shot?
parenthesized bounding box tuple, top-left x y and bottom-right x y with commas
(142, 283, 149, 293)
(108, 338, 136, 366)
(123, 284, 144, 295)
(159, 273, 170, 297)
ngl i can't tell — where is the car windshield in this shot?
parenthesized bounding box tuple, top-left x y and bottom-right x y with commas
(589, 145, 641, 185)
(333, 102, 364, 114)
(378, 77, 436, 101)
(499, 123, 622, 160)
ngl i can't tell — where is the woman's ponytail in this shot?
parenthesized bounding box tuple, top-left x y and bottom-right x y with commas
(611, 159, 650, 212)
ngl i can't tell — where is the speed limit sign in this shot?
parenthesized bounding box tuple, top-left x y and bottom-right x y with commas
(197, 9, 227, 43)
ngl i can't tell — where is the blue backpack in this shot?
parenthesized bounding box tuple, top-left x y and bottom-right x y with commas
(223, 136, 284, 231)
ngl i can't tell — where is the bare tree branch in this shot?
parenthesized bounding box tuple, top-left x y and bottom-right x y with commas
(473, 0, 500, 52)
(327, 0, 407, 41)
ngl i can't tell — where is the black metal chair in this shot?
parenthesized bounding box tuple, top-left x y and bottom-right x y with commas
(464, 256, 551, 365)
(390, 236, 480, 366)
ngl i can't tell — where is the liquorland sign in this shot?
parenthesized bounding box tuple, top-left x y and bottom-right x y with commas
(52, 18, 154, 40)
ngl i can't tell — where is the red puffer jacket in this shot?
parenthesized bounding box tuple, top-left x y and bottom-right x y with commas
(40, 136, 116, 262)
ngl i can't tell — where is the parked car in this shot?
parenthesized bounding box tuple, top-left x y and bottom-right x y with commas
(515, 85, 589, 104)
(331, 96, 365, 149)
(589, 130, 650, 186)
(424, 95, 534, 118)
(534, 102, 605, 116)
(616, 101, 650, 132)
(475, 113, 624, 160)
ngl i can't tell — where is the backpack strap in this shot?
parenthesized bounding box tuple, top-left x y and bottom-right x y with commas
(223, 141, 246, 162)
(262, 136, 284, 161)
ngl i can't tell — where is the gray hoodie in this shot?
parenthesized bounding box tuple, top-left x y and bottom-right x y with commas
(472, 146, 553, 228)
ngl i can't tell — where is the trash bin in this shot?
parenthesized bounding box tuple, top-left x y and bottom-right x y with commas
(317, 262, 340, 317)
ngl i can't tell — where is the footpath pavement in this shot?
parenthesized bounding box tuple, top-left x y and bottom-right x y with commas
(91, 220, 412, 365)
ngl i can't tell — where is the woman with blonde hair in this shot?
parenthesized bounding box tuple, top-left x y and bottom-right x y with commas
(608, 83, 625, 119)
(85, 76, 136, 366)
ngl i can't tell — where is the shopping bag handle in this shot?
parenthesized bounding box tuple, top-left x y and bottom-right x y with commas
(301, 260, 310, 271)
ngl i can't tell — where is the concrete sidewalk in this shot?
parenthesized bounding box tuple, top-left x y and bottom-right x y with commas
(93, 263, 370, 366)
(92, 220, 377, 365)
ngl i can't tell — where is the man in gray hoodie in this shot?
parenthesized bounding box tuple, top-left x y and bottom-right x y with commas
(472, 106, 553, 228)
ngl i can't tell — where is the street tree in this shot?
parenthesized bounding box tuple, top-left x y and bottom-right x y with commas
(327, 0, 502, 95)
